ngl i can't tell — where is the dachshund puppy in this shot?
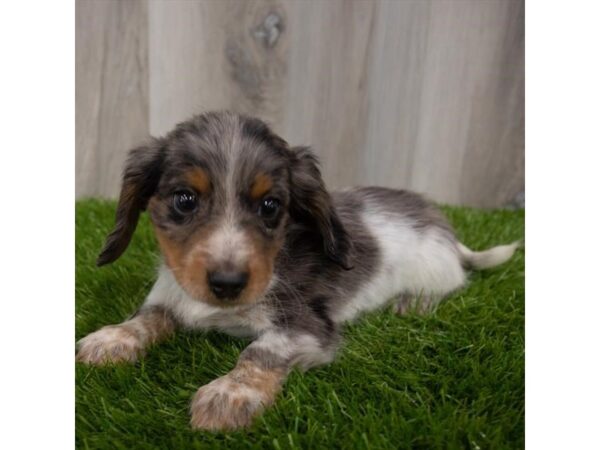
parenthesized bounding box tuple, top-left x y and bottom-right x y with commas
(76, 111, 519, 431)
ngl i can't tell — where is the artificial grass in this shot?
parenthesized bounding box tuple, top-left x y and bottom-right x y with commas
(76, 199, 524, 450)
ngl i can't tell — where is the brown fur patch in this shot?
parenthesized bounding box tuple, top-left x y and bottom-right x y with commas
(189, 360, 286, 430)
(184, 168, 211, 193)
(76, 325, 142, 365)
(76, 308, 175, 365)
(250, 173, 273, 200)
(243, 229, 284, 304)
(153, 227, 185, 270)
(154, 225, 213, 302)
(154, 221, 283, 307)
(232, 360, 285, 400)
(131, 307, 176, 343)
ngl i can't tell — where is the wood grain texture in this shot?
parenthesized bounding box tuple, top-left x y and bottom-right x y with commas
(76, 0, 524, 207)
(76, 0, 149, 198)
(362, 0, 525, 206)
(148, 0, 288, 136)
(281, 0, 377, 189)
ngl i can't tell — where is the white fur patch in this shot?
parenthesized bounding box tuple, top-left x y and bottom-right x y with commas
(189, 373, 268, 430)
(195, 375, 266, 408)
(205, 221, 251, 268)
(78, 326, 138, 349)
(144, 265, 273, 337)
(457, 241, 520, 269)
(332, 208, 467, 323)
(76, 325, 141, 364)
(250, 330, 334, 370)
(250, 330, 294, 358)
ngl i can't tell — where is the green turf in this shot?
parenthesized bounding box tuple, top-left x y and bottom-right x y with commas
(76, 199, 524, 450)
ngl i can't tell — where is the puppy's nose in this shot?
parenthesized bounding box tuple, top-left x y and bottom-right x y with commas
(208, 271, 249, 299)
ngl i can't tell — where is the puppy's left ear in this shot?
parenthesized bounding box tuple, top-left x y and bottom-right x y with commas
(96, 139, 166, 266)
(288, 146, 354, 270)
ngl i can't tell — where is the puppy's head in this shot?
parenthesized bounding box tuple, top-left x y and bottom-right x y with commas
(97, 112, 352, 306)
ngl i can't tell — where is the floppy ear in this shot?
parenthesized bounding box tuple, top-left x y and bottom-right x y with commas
(288, 146, 354, 270)
(96, 139, 166, 266)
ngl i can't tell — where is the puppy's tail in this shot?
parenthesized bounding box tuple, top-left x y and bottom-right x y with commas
(457, 241, 521, 270)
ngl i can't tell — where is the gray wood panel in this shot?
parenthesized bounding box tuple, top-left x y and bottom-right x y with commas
(76, 0, 149, 198)
(148, 0, 289, 136)
(281, 0, 377, 190)
(76, 0, 524, 207)
(362, 0, 525, 206)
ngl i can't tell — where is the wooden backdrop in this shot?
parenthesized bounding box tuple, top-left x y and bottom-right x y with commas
(76, 0, 524, 208)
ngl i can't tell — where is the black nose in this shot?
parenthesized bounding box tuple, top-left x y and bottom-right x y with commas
(208, 271, 249, 299)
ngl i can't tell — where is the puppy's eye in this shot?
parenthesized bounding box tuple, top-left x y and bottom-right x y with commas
(173, 190, 198, 214)
(258, 197, 280, 221)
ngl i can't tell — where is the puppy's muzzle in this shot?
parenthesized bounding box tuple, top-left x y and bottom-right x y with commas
(208, 270, 249, 300)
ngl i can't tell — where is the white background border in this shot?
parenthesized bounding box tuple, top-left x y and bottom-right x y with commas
(0, 1, 74, 448)
(527, 0, 600, 448)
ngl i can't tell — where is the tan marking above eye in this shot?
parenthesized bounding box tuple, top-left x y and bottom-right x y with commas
(184, 168, 211, 193)
(250, 173, 273, 200)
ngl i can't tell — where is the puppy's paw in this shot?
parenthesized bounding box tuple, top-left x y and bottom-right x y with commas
(190, 375, 271, 431)
(76, 325, 143, 365)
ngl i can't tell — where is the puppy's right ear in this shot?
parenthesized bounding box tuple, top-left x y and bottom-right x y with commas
(96, 139, 166, 266)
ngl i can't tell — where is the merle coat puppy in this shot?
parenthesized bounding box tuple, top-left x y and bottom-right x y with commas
(76, 111, 519, 430)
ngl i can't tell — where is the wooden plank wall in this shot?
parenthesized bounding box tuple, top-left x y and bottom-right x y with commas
(76, 0, 149, 199)
(76, 0, 524, 208)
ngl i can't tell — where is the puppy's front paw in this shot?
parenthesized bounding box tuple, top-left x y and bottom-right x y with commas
(190, 375, 272, 431)
(76, 325, 142, 365)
